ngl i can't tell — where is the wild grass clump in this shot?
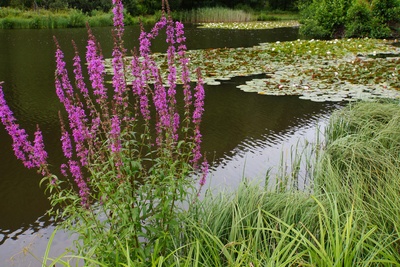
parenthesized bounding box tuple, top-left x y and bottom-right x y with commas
(316, 100, 400, 256)
(87, 10, 113, 27)
(163, 100, 400, 266)
(176, 7, 254, 23)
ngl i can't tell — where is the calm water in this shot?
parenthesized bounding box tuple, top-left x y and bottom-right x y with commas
(0, 24, 340, 265)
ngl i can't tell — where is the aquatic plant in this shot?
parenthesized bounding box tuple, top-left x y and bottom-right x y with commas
(105, 37, 400, 102)
(196, 20, 299, 29)
(0, 0, 208, 264)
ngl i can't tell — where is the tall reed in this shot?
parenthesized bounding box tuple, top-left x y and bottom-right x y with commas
(176, 7, 254, 23)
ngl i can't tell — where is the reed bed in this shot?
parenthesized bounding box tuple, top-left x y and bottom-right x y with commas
(256, 11, 300, 21)
(176, 7, 254, 23)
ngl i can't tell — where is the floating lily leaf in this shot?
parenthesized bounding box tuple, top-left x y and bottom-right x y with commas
(206, 80, 221, 86)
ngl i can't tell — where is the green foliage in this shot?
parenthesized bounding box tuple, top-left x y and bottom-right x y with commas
(68, 0, 112, 13)
(299, 18, 331, 39)
(87, 10, 112, 27)
(345, 0, 373, 37)
(124, 0, 161, 16)
(371, 0, 400, 22)
(299, 0, 351, 38)
(299, 0, 400, 38)
(66, 8, 84, 27)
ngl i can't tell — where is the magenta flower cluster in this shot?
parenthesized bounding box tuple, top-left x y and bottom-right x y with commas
(0, 0, 208, 209)
(0, 83, 48, 174)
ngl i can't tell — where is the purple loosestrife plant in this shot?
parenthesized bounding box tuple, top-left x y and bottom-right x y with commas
(0, 83, 48, 171)
(0, 0, 208, 263)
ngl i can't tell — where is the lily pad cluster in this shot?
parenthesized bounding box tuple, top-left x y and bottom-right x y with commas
(196, 21, 300, 30)
(104, 37, 400, 102)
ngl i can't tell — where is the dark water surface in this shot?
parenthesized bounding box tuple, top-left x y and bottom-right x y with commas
(0, 25, 339, 265)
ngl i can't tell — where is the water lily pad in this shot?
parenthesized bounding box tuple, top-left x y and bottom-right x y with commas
(197, 21, 300, 30)
(104, 38, 400, 103)
(206, 80, 221, 86)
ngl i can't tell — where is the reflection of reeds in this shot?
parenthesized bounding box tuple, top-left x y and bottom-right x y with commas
(176, 7, 254, 23)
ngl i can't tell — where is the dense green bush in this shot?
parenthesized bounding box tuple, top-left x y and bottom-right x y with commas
(345, 0, 373, 37)
(299, 0, 351, 38)
(299, 0, 400, 38)
(371, 0, 400, 22)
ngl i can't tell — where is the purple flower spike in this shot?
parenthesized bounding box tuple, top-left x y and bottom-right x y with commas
(86, 29, 108, 105)
(69, 160, 90, 208)
(0, 85, 34, 167)
(176, 22, 192, 117)
(200, 160, 209, 186)
(111, 0, 128, 110)
(72, 41, 89, 97)
(33, 126, 48, 170)
(112, 38, 127, 108)
(110, 114, 121, 153)
(61, 125, 73, 159)
(112, 0, 124, 39)
(191, 69, 205, 165)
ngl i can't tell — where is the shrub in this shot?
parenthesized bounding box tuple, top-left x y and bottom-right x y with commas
(299, 0, 351, 38)
(371, 0, 400, 22)
(345, 0, 373, 37)
(299, 18, 331, 39)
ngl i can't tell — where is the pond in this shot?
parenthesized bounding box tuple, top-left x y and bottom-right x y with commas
(0, 24, 341, 265)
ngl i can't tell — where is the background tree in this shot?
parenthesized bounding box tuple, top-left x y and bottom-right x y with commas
(299, 0, 400, 38)
(68, 0, 112, 12)
(1, 0, 299, 13)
